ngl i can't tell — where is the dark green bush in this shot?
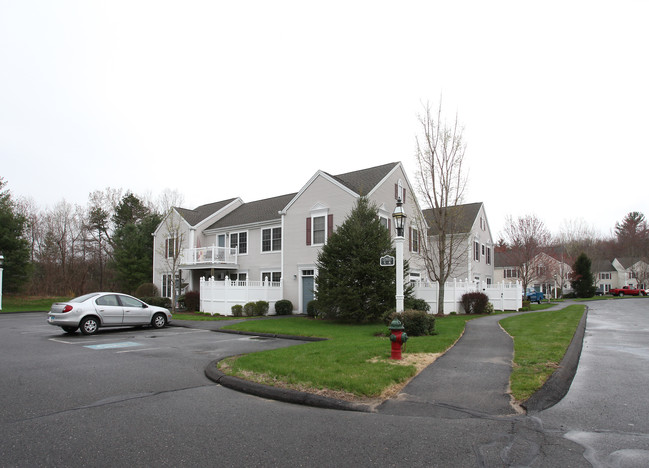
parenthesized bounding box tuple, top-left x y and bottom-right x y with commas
(405, 297, 430, 312)
(384, 310, 436, 336)
(135, 283, 160, 297)
(231, 304, 243, 317)
(275, 300, 293, 315)
(255, 301, 269, 316)
(243, 302, 256, 317)
(461, 292, 490, 314)
(182, 290, 200, 312)
(140, 296, 171, 309)
(307, 300, 320, 318)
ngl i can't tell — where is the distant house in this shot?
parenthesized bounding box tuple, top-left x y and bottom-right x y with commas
(594, 257, 649, 292)
(422, 202, 495, 285)
(494, 248, 573, 298)
(152, 162, 425, 313)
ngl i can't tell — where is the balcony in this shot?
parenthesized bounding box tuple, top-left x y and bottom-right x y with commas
(180, 247, 238, 268)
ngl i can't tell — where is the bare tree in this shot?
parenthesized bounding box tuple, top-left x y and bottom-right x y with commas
(414, 100, 469, 315)
(556, 218, 601, 260)
(502, 214, 551, 292)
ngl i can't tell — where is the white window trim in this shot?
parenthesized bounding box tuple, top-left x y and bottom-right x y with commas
(261, 226, 282, 253)
(410, 225, 420, 253)
(230, 230, 249, 256)
(261, 270, 282, 283)
(311, 209, 329, 246)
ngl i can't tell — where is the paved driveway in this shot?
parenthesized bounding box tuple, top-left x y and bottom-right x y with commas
(538, 298, 649, 467)
(1, 300, 648, 467)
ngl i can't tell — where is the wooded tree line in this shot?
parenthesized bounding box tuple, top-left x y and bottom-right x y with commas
(1, 177, 181, 297)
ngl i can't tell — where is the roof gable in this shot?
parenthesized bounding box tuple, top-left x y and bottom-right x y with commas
(325, 162, 400, 196)
(282, 162, 401, 213)
(175, 198, 239, 227)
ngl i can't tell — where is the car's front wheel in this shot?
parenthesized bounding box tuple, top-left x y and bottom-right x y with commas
(61, 326, 78, 334)
(151, 313, 167, 329)
(80, 316, 100, 335)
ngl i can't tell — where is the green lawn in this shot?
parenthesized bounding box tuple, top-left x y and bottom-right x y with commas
(500, 305, 585, 401)
(1, 295, 69, 313)
(220, 315, 475, 398)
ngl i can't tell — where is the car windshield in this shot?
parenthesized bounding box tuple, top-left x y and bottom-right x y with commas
(70, 293, 101, 303)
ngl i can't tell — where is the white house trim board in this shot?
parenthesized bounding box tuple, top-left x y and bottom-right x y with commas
(281, 170, 360, 214)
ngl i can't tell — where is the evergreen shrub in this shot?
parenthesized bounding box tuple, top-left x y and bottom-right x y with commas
(255, 301, 269, 316)
(384, 310, 436, 336)
(231, 304, 243, 317)
(405, 297, 430, 312)
(307, 300, 320, 318)
(243, 302, 256, 317)
(274, 300, 293, 316)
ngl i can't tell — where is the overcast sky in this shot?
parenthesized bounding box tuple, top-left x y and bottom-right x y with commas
(1, 1, 647, 239)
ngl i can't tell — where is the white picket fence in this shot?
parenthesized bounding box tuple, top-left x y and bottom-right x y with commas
(200, 276, 283, 315)
(199, 276, 522, 316)
(412, 279, 523, 314)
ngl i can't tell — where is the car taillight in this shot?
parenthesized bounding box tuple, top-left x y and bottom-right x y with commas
(62, 305, 73, 313)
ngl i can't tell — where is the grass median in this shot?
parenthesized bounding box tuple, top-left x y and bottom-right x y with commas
(219, 315, 475, 400)
(500, 305, 585, 401)
(220, 305, 585, 403)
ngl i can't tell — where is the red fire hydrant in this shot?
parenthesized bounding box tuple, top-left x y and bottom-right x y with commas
(389, 319, 408, 360)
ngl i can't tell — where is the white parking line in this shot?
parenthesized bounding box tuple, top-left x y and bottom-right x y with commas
(116, 348, 163, 353)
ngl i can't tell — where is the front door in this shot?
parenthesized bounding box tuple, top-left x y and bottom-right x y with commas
(302, 270, 315, 313)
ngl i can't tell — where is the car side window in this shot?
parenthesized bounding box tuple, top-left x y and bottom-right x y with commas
(118, 295, 145, 308)
(96, 295, 120, 307)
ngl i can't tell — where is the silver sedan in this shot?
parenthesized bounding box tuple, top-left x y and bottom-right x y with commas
(47, 292, 172, 335)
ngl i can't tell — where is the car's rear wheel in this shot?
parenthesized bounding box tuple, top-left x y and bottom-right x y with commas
(61, 326, 78, 334)
(80, 317, 99, 335)
(151, 313, 167, 329)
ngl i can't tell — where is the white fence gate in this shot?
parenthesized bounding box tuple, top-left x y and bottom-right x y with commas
(413, 279, 523, 314)
(200, 277, 283, 315)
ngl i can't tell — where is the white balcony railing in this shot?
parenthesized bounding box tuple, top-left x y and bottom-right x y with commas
(180, 247, 238, 266)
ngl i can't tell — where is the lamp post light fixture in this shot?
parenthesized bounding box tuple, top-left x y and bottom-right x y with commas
(392, 198, 407, 312)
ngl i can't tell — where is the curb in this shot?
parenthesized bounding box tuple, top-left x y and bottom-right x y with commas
(521, 306, 588, 413)
(215, 328, 328, 342)
(205, 358, 374, 413)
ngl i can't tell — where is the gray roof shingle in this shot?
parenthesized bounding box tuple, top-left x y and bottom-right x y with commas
(175, 198, 238, 226)
(326, 162, 399, 196)
(206, 193, 297, 230)
(423, 202, 483, 236)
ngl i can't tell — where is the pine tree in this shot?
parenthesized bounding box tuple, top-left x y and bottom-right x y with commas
(315, 197, 396, 323)
(570, 253, 596, 298)
(0, 178, 31, 292)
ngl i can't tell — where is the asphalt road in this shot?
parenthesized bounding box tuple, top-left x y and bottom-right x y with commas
(0, 299, 648, 467)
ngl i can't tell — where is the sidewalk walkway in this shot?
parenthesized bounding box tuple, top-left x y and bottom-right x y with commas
(378, 313, 520, 418)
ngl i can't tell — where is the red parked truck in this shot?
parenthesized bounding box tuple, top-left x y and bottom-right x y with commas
(609, 286, 647, 297)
